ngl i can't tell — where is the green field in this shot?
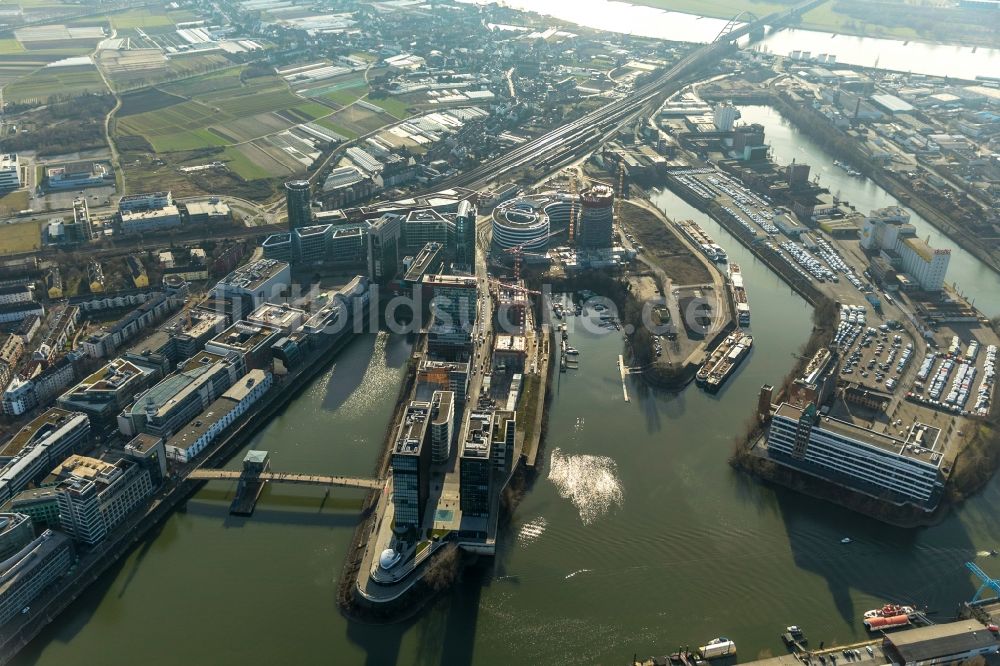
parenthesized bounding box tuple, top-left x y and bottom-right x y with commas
(117, 71, 328, 152)
(314, 116, 359, 140)
(368, 96, 411, 120)
(220, 145, 281, 180)
(0, 218, 42, 255)
(109, 8, 178, 29)
(0, 39, 24, 55)
(3, 65, 108, 103)
(323, 85, 368, 106)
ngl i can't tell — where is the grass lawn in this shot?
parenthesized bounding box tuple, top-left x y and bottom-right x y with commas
(147, 128, 229, 152)
(0, 218, 42, 254)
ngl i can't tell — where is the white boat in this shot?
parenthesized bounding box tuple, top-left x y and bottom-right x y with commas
(699, 638, 737, 660)
(841, 537, 852, 544)
(566, 347, 580, 355)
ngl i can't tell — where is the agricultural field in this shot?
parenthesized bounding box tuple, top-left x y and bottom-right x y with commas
(323, 105, 398, 137)
(3, 64, 107, 104)
(367, 96, 411, 120)
(0, 39, 24, 55)
(115, 71, 320, 152)
(102, 7, 199, 30)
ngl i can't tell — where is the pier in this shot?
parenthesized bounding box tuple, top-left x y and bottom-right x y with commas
(618, 354, 630, 402)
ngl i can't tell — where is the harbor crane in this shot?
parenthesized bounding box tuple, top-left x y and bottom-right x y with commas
(966, 561, 1000, 604)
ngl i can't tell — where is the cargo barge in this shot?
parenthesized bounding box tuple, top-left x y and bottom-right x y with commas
(728, 263, 750, 326)
(696, 331, 753, 392)
(675, 219, 728, 263)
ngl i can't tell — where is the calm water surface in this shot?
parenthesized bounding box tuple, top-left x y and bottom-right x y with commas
(16, 120, 1000, 666)
(467, 0, 1000, 79)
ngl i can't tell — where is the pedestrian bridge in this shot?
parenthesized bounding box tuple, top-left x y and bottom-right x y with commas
(188, 469, 383, 490)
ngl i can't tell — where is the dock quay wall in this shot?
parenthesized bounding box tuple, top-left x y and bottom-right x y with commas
(0, 304, 370, 665)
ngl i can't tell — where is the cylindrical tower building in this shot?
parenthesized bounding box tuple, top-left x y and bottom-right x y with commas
(285, 180, 312, 233)
(490, 198, 550, 260)
(578, 184, 614, 249)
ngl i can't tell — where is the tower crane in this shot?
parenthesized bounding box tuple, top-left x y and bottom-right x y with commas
(502, 227, 566, 285)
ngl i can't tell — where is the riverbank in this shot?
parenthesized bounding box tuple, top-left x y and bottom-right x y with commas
(0, 312, 370, 665)
(765, 93, 1000, 278)
(627, 0, 1000, 49)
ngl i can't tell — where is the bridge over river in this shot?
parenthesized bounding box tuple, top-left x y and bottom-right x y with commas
(187, 469, 383, 491)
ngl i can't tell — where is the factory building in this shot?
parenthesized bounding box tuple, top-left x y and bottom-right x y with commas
(860, 207, 950, 291)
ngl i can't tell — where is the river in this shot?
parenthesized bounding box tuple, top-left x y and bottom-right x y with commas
(15, 121, 1000, 665)
(464, 0, 1000, 79)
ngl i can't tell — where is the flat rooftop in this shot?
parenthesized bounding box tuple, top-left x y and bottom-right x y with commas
(248, 303, 305, 330)
(165, 395, 238, 452)
(222, 369, 268, 402)
(461, 411, 493, 459)
(423, 274, 477, 288)
(1, 408, 84, 458)
(495, 335, 526, 353)
(393, 402, 430, 455)
(217, 259, 288, 291)
(775, 402, 944, 466)
(208, 321, 281, 352)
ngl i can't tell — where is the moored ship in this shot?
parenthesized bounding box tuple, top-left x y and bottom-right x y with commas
(728, 263, 750, 326)
(696, 331, 753, 392)
(676, 219, 728, 263)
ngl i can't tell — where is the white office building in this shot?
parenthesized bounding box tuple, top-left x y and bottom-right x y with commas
(54, 455, 154, 545)
(0, 154, 21, 191)
(766, 402, 944, 508)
